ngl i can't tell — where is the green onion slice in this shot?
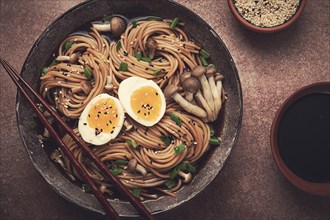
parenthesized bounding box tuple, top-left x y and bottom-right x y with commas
(111, 168, 123, 175)
(132, 20, 138, 28)
(160, 135, 172, 146)
(114, 159, 128, 166)
(84, 67, 92, 79)
(116, 41, 122, 52)
(147, 17, 162, 21)
(41, 67, 48, 76)
(50, 59, 58, 66)
(65, 41, 73, 51)
(184, 163, 197, 173)
(29, 121, 37, 129)
(103, 15, 113, 22)
(127, 139, 138, 148)
(207, 64, 216, 69)
(165, 180, 176, 189)
(199, 49, 210, 59)
(153, 69, 163, 75)
(134, 52, 142, 61)
(200, 56, 208, 66)
(174, 144, 185, 155)
(119, 62, 128, 71)
(169, 167, 179, 179)
(140, 57, 151, 63)
(132, 188, 141, 198)
(170, 112, 182, 126)
(209, 137, 222, 145)
(208, 124, 215, 137)
(170, 18, 180, 29)
(82, 184, 92, 193)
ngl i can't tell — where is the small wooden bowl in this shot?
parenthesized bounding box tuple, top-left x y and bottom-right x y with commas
(270, 82, 330, 196)
(227, 0, 307, 33)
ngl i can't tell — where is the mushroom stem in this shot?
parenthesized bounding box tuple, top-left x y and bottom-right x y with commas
(195, 91, 214, 122)
(80, 81, 92, 94)
(92, 22, 111, 32)
(206, 69, 221, 121)
(136, 164, 147, 176)
(178, 171, 192, 183)
(123, 119, 133, 131)
(185, 93, 194, 102)
(104, 75, 113, 91)
(56, 53, 78, 64)
(50, 150, 66, 170)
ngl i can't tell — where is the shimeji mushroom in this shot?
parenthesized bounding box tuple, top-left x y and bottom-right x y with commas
(178, 170, 192, 183)
(92, 16, 126, 38)
(56, 53, 78, 64)
(179, 71, 194, 102)
(104, 75, 114, 91)
(80, 81, 92, 94)
(181, 77, 201, 102)
(195, 91, 214, 122)
(164, 84, 207, 118)
(191, 66, 215, 114)
(123, 119, 133, 131)
(146, 38, 158, 59)
(127, 159, 147, 176)
(206, 66, 221, 121)
(50, 150, 66, 170)
(214, 73, 225, 115)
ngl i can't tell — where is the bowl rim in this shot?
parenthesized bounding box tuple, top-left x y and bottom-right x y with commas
(227, 0, 307, 33)
(270, 81, 330, 196)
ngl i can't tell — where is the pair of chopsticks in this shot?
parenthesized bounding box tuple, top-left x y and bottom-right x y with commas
(0, 58, 155, 220)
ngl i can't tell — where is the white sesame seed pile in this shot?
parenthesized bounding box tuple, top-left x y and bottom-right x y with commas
(234, 0, 300, 27)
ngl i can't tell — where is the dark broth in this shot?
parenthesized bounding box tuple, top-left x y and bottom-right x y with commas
(277, 93, 330, 183)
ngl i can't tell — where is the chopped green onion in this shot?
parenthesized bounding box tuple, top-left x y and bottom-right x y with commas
(174, 144, 185, 155)
(165, 180, 176, 189)
(140, 57, 151, 63)
(119, 62, 128, 71)
(132, 188, 141, 198)
(147, 17, 162, 21)
(116, 41, 122, 52)
(103, 15, 113, 22)
(184, 163, 197, 173)
(65, 41, 73, 50)
(84, 67, 92, 79)
(41, 67, 48, 76)
(111, 168, 123, 175)
(82, 184, 91, 193)
(127, 139, 138, 148)
(134, 52, 142, 61)
(29, 122, 37, 129)
(200, 56, 208, 66)
(132, 20, 138, 28)
(114, 159, 128, 166)
(169, 167, 179, 179)
(207, 64, 216, 69)
(208, 124, 215, 137)
(170, 18, 180, 29)
(153, 69, 163, 75)
(160, 135, 172, 146)
(199, 49, 210, 59)
(50, 59, 58, 66)
(170, 112, 182, 126)
(209, 137, 221, 145)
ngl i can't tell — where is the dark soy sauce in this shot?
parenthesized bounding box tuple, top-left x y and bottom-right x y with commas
(278, 93, 330, 183)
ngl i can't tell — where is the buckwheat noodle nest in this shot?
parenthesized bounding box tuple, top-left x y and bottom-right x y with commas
(39, 18, 225, 200)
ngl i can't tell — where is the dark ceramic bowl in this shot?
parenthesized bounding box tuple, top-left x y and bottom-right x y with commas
(17, 0, 243, 216)
(228, 0, 306, 33)
(270, 82, 330, 196)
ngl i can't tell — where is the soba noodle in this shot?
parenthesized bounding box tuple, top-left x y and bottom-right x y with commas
(40, 17, 224, 200)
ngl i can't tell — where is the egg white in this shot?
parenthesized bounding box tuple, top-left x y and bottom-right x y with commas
(118, 77, 166, 127)
(78, 93, 125, 145)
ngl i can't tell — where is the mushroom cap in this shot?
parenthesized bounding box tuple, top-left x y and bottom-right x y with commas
(164, 84, 179, 99)
(214, 73, 224, 81)
(191, 65, 207, 78)
(127, 158, 137, 171)
(206, 66, 216, 76)
(110, 16, 126, 38)
(183, 172, 192, 183)
(146, 38, 158, 49)
(69, 53, 78, 64)
(179, 71, 191, 84)
(182, 77, 201, 94)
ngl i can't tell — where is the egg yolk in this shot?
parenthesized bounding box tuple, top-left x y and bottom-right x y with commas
(130, 86, 162, 121)
(87, 98, 119, 134)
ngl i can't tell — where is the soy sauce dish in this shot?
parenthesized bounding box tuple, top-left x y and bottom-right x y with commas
(271, 82, 330, 196)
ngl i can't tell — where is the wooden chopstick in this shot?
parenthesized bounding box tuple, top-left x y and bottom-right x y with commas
(0, 58, 154, 220)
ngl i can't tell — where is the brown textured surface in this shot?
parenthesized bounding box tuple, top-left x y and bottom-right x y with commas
(0, 0, 329, 219)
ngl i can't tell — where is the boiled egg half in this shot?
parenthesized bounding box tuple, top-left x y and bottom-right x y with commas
(118, 77, 166, 127)
(78, 93, 125, 145)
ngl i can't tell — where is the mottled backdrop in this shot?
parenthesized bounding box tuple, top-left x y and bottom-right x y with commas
(0, 0, 329, 219)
